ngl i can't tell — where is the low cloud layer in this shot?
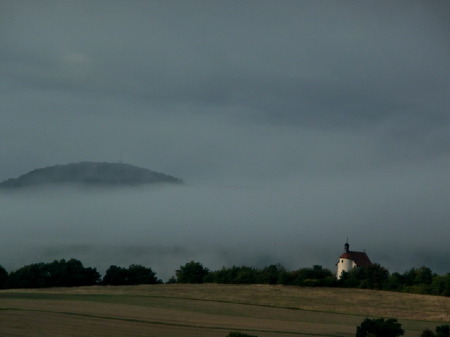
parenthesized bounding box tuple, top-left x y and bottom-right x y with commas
(1, 1, 450, 280)
(2, 168, 450, 280)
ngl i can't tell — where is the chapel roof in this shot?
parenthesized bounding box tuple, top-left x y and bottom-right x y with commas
(339, 251, 372, 266)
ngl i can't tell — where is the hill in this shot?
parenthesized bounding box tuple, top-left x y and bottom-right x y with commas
(0, 162, 183, 189)
(0, 284, 448, 337)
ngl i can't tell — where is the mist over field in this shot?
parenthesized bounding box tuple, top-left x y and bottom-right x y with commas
(1, 168, 450, 281)
(1, 1, 450, 280)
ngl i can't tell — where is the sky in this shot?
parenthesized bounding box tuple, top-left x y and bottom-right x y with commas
(1, 1, 450, 280)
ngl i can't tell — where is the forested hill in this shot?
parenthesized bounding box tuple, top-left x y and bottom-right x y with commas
(0, 162, 183, 189)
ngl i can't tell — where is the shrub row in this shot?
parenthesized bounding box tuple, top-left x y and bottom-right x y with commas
(0, 259, 161, 289)
(171, 261, 450, 297)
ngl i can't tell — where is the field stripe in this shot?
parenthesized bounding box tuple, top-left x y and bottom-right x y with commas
(0, 292, 370, 318)
(0, 307, 343, 337)
(2, 292, 446, 326)
(3, 292, 445, 327)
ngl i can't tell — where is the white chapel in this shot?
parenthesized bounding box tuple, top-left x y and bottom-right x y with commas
(336, 241, 372, 279)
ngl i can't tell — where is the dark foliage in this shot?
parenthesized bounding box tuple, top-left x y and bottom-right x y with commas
(421, 329, 436, 337)
(336, 264, 450, 297)
(175, 261, 209, 284)
(279, 265, 336, 287)
(102, 265, 128, 285)
(0, 265, 8, 289)
(102, 264, 160, 285)
(421, 325, 450, 337)
(339, 264, 389, 290)
(205, 264, 335, 286)
(436, 325, 450, 337)
(355, 318, 404, 337)
(8, 259, 100, 288)
(430, 275, 450, 297)
(397, 266, 435, 294)
(260, 264, 283, 285)
(169, 261, 450, 298)
(388, 268, 450, 296)
(2, 256, 450, 298)
(207, 266, 265, 284)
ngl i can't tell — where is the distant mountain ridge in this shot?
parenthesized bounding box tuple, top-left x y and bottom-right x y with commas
(0, 162, 183, 189)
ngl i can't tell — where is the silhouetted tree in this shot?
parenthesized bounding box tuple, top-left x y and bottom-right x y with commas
(0, 265, 8, 289)
(102, 265, 128, 285)
(420, 325, 450, 337)
(126, 264, 159, 285)
(8, 263, 44, 288)
(355, 318, 404, 337)
(421, 329, 436, 337)
(48, 259, 100, 287)
(259, 264, 284, 285)
(175, 261, 209, 283)
(436, 325, 450, 337)
(8, 259, 100, 288)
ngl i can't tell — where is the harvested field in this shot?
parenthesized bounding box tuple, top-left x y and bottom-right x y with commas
(0, 284, 449, 337)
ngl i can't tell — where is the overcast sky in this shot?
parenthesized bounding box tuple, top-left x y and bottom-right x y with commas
(1, 1, 450, 280)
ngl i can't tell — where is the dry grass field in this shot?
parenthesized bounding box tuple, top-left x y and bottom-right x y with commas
(0, 284, 449, 337)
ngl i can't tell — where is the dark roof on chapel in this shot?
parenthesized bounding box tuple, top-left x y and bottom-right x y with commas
(339, 251, 372, 266)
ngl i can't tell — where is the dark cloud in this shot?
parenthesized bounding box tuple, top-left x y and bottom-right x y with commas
(1, 1, 450, 279)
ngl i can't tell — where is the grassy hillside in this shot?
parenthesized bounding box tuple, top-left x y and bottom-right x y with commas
(0, 284, 448, 337)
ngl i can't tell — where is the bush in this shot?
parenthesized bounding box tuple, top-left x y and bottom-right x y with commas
(436, 325, 450, 337)
(355, 318, 404, 337)
(421, 329, 436, 337)
(421, 325, 450, 337)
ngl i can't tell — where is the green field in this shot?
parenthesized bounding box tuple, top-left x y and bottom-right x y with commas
(0, 284, 449, 337)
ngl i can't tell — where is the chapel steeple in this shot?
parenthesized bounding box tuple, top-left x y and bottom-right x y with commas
(344, 240, 349, 253)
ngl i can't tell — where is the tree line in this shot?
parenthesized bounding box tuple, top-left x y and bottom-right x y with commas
(0, 259, 161, 289)
(170, 261, 450, 297)
(0, 259, 449, 297)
